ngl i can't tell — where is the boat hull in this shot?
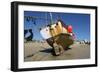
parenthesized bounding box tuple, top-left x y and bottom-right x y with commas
(46, 33, 74, 49)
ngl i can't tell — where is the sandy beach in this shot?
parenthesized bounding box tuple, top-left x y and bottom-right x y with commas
(24, 41, 90, 62)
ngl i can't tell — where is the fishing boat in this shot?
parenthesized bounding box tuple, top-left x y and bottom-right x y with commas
(40, 18, 75, 56)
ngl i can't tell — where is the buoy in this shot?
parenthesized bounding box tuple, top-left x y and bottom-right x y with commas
(67, 25, 73, 33)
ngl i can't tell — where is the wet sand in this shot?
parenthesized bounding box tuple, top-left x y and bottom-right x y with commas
(24, 42, 90, 62)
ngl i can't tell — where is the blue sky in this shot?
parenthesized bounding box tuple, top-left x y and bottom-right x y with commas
(24, 11, 90, 41)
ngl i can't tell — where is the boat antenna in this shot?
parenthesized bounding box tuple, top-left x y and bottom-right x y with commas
(57, 14, 61, 21)
(49, 12, 53, 25)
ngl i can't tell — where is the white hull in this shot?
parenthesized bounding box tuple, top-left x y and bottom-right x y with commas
(40, 23, 68, 39)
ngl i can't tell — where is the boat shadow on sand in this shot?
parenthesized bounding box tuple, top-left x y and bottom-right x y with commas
(40, 48, 53, 53)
